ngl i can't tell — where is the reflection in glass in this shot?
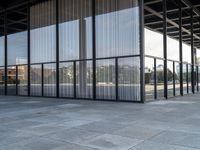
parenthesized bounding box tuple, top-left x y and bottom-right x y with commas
(145, 57, 154, 100)
(0, 67, 5, 95)
(183, 64, 187, 95)
(7, 66, 16, 95)
(30, 65, 42, 96)
(167, 61, 174, 98)
(96, 0, 140, 58)
(0, 36, 4, 66)
(18, 65, 28, 95)
(188, 65, 192, 93)
(7, 32, 27, 65)
(76, 60, 93, 99)
(44, 63, 56, 97)
(118, 57, 140, 101)
(156, 60, 164, 98)
(59, 62, 74, 98)
(59, 0, 92, 61)
(30, 0, 56, 63)
(175, 63, 180, 96)
(96, 59, 115, 100)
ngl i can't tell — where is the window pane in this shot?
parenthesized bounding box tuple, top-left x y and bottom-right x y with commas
(43, 63, 56, 97)
(0, 36, 4, 66)
(76, 60, 93, 99)
(18, 65, 28, 95)
(30, 65, 42, 96)
(96, 0, 140, 58)
(0, 67, 4, 95)
(59, 0, 92, 61)
(59, 62, 74, 98)
(30, 0, 56, 63)
(157, 60, 164, 98)
(96, 59, 115, 100)
(145, 57, 154, 100)
(7, 32, 27, 65)
(175, 63, 180, 96)
(7, 66, 16, 95)
(118, 57, 140, 101)
(167, 61, 174, 98)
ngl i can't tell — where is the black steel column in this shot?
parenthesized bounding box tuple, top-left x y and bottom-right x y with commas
(56, 0, 59, 98)
(140, 0, 145, 103)
(27, 1, 31, 96)
(92, 0, 96, 100)
(191, 8, 195, 94)
(163, 0, 168, 99)
(4, 10, 7, 96)
(179, 0, 183, 96)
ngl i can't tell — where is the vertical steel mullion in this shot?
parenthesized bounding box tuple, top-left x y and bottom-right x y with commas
(115, 58, 119, 101)
(73, 61, 76, 98)
(140, 0, 145, 103)
(16, 65, 18, 95)
(92, 0, 96, 100)
(173, 61, 175, 96)
(154, 58, 157, 99)
(163, 0, 168, 99)
(4, 10, 7, 96)
(42, 64, 44, 96)
(179, 0, 183, 96)
(56, 0, 59, 98)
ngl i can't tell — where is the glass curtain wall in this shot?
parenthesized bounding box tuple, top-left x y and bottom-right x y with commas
(0, 0, 142, 102)
(166, 0, 180, 97)
(7, 5, 28, 96)
(0, 14, 5, 95)
(30, 0, 56, 97)
(58, 0, 93, 99)
(95, 0, 140, 101)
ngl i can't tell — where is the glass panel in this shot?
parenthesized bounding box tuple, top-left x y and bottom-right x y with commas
(18, 65, 28, 95)
(175, 63, 180, 96)
(157, 60, 164, 99)
(30, 0, 56, 63)
(167, 0, 179, 61)
(188, 65, 192, 93)
(118, 57, 140, 101)
(96, 0, 140, 58)
(145, 57, 154, 100)
(7, 32, 27, 65)
(96, 59, 115, 100)
(30, 65, 42, 96)
(43, 63, 56, 97)
(59, 62, 74, 98)
(0, 36, 4, 66)
(76, 60, 93, 99)
(183, 64, 187, 95)
(7, 66, 16, 95)
(0, 67, 5, 95)
(198, 66, 200, 90)
(59, 0, 92, 61)
(167, 61, 174, 98)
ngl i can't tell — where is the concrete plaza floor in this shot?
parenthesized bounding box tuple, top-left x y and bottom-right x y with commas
(0, 95, 200, 150)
